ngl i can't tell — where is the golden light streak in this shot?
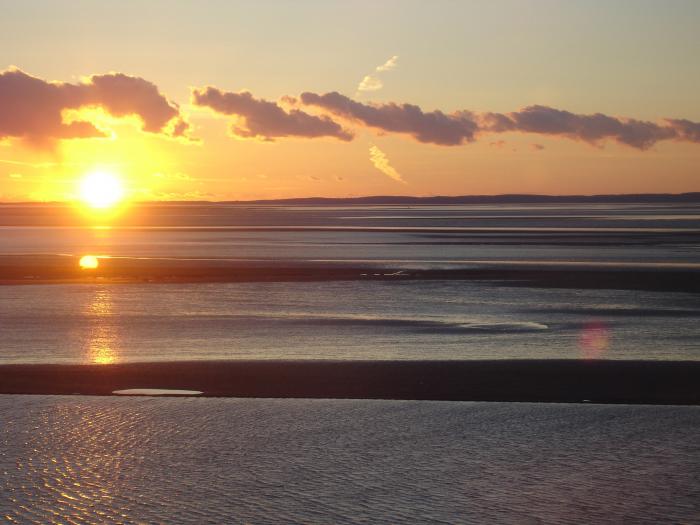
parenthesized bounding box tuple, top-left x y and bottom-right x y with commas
(85, 287, 118, 365)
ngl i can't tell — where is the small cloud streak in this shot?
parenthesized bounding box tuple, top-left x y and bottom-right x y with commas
(192, 86, 353, 142)
(369, 145, 405, 183)
(0, 67, 190, 145)
(357, 55, 399, 94)
(152, 171, 194, 181)
(133, 188, 213, 201)
(376, 56, 399, 73)
(357, 75, 384, 93)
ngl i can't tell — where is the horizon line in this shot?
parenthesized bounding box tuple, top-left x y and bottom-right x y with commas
(2, 191, 700, 206)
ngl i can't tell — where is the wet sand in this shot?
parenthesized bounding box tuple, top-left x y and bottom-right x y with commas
(1, 254, 699, 292)
(1, 360, 698, 404)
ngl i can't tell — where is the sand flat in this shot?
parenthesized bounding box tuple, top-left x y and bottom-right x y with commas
(113, 388, 203, 396)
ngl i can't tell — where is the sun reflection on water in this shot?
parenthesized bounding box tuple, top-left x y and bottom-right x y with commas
(85, 287, 119, 364)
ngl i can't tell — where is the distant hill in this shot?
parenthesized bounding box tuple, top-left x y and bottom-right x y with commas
(221, 192, 700, 205)
(3, 192, 700, 206)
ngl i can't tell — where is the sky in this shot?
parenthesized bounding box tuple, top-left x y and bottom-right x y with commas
(1, 0, 699, 201)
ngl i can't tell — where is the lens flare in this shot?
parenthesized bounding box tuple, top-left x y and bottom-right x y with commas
(579, 321, 610, 359)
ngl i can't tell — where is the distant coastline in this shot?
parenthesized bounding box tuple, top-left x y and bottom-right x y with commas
(227, 192, 700, 205)
(2, 192, 700, 206)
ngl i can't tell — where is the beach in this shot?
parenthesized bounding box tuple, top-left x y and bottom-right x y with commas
(1, 253, 700, 292)
(0, 360, 699, 404)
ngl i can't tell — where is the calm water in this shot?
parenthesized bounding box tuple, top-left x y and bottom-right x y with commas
(1, 203, 699, 364)
(0, 280, 699, 364)
(1, 205, 698, 524)
(1, 396, 698, 524)
(0, 202, 699, 266)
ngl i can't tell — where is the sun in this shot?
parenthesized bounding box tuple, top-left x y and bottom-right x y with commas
(78, 171, 125, 209)
(79, 255, 100, 269)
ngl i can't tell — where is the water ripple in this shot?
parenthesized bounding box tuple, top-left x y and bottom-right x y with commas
(0, 396, 698, 524)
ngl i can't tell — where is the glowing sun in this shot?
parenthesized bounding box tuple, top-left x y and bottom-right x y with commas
(79, 255, 100, 269)
(79, 171, 125, 209)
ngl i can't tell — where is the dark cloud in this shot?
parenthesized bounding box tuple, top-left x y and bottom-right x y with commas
(667, 118, 700, 143)
(302, 92, 700, 150)
(300, 91, 478, 146)
(0, 68, 189, 143)
(170, 118, 190, 138)
(480, 105, 677, 150)
(192, 87, 353, 142)
(86, 73, 184, 133)
(6, 67, 698, 152)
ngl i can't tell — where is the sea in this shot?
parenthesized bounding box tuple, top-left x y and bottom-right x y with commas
(0, 202, 698, 364)
(0, 396, 698, 524)
(1, 202, 698, 524)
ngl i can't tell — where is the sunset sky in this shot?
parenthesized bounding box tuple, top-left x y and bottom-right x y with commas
(1, 0, 699, 202)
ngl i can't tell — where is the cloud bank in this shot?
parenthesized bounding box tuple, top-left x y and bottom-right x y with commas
(480, 106, 677, 150)
(0, 68, 189, 143)
(301, 92, 700, 150)
(4, 65, 699, 152)
(301, 91, 478, 146)
(192, 86, 353, 142)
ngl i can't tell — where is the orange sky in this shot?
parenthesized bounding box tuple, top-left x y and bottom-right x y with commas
(1, 1, 699, 202)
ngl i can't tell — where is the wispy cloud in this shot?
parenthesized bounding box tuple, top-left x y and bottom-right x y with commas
(0, 158, 69, 168)
(357, 75, 384, 93)
(376, 56, 399, 73)
(152, 171, 195, 181)
(132, 188, 213, 201)
(357, 55, 399, 95)
(369, 145, 405, 183)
